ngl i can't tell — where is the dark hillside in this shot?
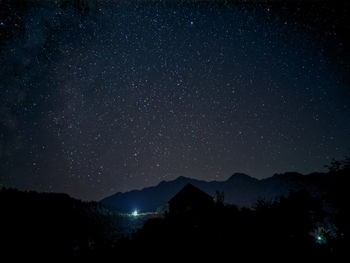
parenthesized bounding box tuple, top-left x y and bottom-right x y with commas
(0, 189, 122, 258)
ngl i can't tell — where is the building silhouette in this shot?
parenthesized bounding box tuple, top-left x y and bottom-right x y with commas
(168, 184, 214, 216)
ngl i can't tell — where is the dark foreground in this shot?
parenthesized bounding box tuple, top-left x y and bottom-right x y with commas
(1, 159, 349, 260)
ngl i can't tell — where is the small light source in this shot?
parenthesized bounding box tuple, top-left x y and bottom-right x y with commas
(317, 236, 322, 241)
(132, 210, 138, 216)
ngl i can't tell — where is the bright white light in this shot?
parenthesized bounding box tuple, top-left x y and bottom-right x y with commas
(132, 210, 138, 216)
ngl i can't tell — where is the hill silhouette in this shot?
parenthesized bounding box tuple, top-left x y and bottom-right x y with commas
(0, 189, 123, 259)
(100, 171, 326, 213)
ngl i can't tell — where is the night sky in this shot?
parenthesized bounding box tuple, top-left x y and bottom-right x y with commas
(0, 0, 349, 201)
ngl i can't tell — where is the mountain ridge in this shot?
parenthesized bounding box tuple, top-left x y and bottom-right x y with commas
(100, 171, 325, 213)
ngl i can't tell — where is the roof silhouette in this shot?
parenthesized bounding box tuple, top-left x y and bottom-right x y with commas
(168, 183, 214, 206)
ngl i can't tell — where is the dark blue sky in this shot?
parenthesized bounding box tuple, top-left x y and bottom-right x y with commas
(0, 0, 349, 200)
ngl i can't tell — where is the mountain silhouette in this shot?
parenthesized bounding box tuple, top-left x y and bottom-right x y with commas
(100, 172, 324, 212)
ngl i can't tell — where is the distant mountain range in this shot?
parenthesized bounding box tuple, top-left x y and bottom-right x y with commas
(100, 172, 328, 213)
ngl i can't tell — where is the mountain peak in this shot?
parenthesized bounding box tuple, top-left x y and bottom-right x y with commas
(173, 176, 195, 183)
(227, 173, 253, 181)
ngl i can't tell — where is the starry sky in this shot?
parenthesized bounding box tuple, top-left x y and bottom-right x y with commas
(0, 0, 349, 201)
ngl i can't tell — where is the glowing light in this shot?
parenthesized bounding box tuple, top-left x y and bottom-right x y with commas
(132, 210, 138, 216)
(315, 234, 327, 244)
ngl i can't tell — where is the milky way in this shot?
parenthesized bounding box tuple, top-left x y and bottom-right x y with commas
(0, 0, 349, 200)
